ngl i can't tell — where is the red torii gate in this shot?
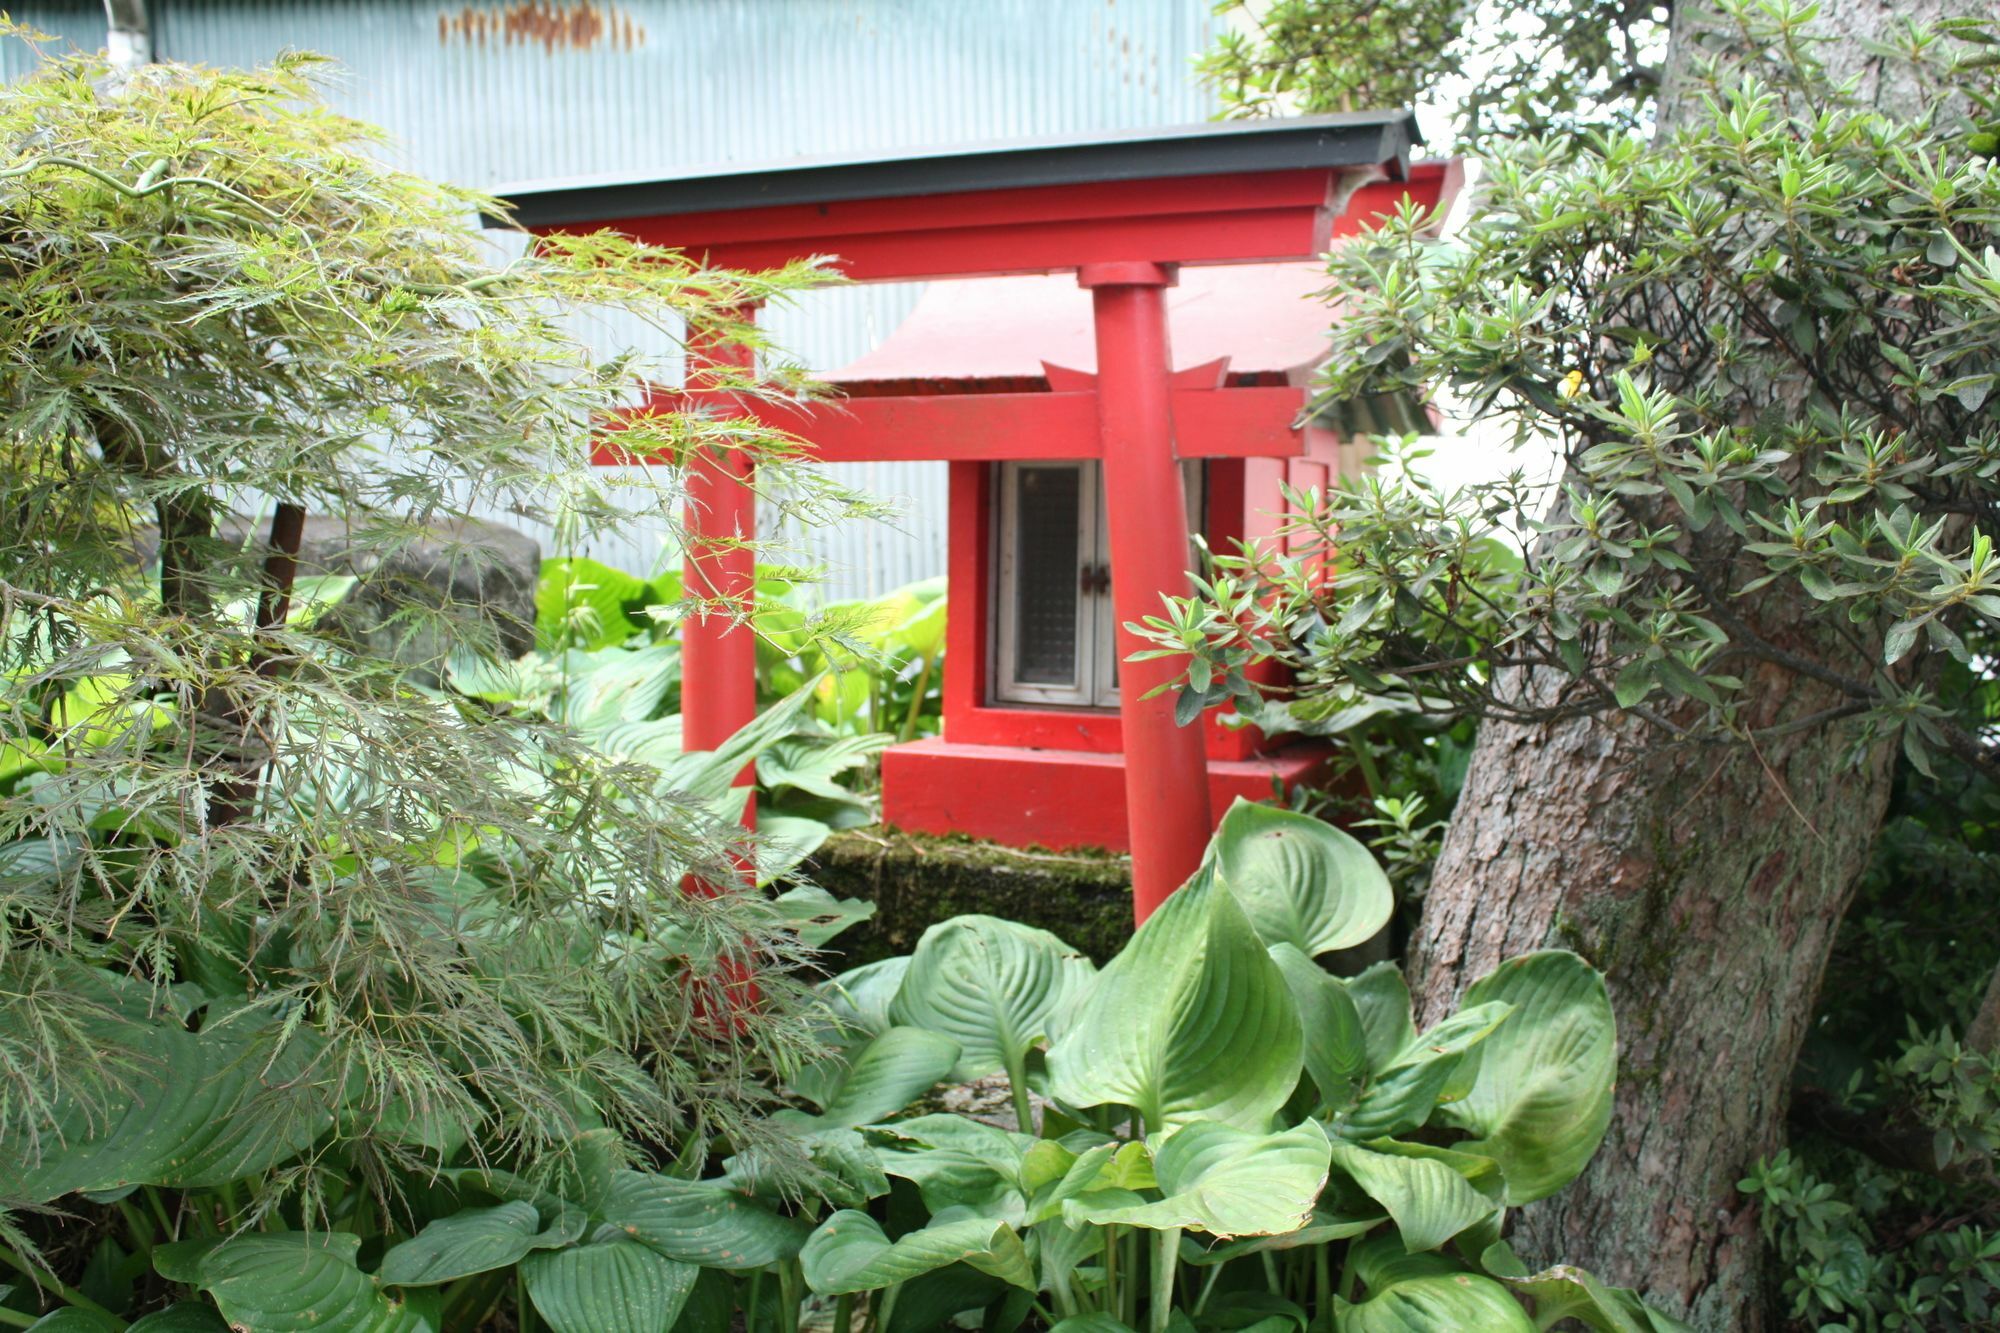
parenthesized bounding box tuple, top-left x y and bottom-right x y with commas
(496, 114, 1448, 921)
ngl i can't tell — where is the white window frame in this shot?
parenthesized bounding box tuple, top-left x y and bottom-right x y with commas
(993, 460, 1101, 706)
(992, 460, 1205, 711)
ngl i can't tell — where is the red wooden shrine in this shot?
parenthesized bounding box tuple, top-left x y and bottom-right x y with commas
(496, 116, 1457, 921)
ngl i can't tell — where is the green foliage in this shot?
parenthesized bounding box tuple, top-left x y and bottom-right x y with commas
(1200, 0, 1669, 144)
(0, 39, 880, 1331)
(1741, 1146, 2000, 1330)
(1161, 1, 2000, 787)
(792, 803, 1675, 1333)
(1750, 615, 2000, 1330)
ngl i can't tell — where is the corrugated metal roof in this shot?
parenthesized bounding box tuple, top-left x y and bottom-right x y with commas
(5, 0, 1226, 596)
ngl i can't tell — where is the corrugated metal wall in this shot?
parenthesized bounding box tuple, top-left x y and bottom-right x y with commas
(6, 1, 1221, 597)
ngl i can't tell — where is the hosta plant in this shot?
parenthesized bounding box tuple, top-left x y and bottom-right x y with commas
(794, 799, 1688, 1333)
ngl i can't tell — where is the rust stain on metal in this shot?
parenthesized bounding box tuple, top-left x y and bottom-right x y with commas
(438, 3, 646, 54)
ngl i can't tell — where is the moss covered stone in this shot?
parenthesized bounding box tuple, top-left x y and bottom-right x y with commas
(805, 829, 1137, 967)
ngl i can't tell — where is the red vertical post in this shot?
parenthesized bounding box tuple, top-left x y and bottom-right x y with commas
(1079, 261, 1213, 922)
(681, 307, 761, 825)
(681, 309, 762, 1025)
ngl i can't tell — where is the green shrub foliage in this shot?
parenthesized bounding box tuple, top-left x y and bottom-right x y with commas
(0, 38, 860, 1328)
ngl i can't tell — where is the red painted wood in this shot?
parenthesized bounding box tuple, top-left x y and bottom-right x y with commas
(600, 168, 1334, 245)
(945, 700, 1262, 762)
(942, 460, 991, 745)
(881, 738, 1329, 853)
(1169, 386, 1309, 459)
(1080, 263, 1213, 920)
(771, 392, 1104, 462)
(681, 314, 761, 810)
(596, 385, 1308, 466)
(658, 210, 1329, 283)
(569, 163, 1456, 283)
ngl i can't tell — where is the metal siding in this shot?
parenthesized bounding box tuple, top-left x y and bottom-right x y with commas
(12, 1, 1220, 597)
(0, 3, 107, 78)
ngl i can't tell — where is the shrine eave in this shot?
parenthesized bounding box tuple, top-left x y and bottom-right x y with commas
(486, 111, 1419, 232)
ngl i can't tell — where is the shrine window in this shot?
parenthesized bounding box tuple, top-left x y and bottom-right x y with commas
(991, 460, 1202, 709)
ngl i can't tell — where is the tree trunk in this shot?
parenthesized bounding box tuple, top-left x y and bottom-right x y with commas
(1403, 4, 1976, 1326)
(1413, 660, 1896, 1328)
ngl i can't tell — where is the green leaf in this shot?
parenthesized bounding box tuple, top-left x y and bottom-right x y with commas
(800, 1210, 1035, 1294)
(1436, 951, 1617, 1204)
(798, 1025, 961, 1128)
(1324, 1140, 1498, 1254)
(164, 1233, 429, 1332)
(520, 1236, 696, 1333)
(1269, 943, 1369, 1112)
(1883, 618, 1921, 666)
(1, 999, 332, 1202)
(125, 1307, 228, 1332)
(1063, 1120, 1332, 1237)
(1048, 1318, 1138, 1333)
(1490, 1262, 1687, 1332)
(868, 1114, 1036, 1215)
(599, 1170, 811, 1270)
(1340, 1002, 1514, 1141)
(26, 1313, 119, 1331)
(377, 1201, 582, 1287)
(1046, 874, 1303, 1133)
(821, 957, 911, 1040)
(537, 556, 649, 652)
(1337, 1272, 1535, 1331)
(1346, 963, 1418, 1074)
(770, 884, 875, 949)
(1183, 1207, 1385, 1265)
(759, 731, 892, 801)
(1205, 800, 1393, 956)
(888, 915, 1096, 1083)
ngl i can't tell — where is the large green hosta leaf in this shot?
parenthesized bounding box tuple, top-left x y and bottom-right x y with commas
(1268, 944, 1368, 1112)
(462, 1149, 809, 1272)
(599, 1171, 811, 1270)
(2, 998, 331, 1202)
(521, 1235, 696, 1333)
(125, 1307, 228, 1332)
(377, 1201, 582, 1286)
(1435, 951, 1617, 1204)
(1046, 876, 1302, 1133)
(786, 1025, 960, 1129)
(1205, 800, 1393, 956)
(1337, 1272, 1535, 1331)
(1489, 1260, 1692, 1333)
(888, 915, 1095, 1083)
(822, 957, 910, 1040)
(536, 556, 649, 652)
(1063, 1120, 1331, 1237)
(1339, 1001, 1514, 1142)
(868, 1114, 1036, 1217)
(1324, 1140, 1497, 1254)
(800, 1210, 1035, 1294)
(154, 1233, 429, 1332)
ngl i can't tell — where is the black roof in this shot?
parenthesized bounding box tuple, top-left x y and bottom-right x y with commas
(486, 111, 1419, 230)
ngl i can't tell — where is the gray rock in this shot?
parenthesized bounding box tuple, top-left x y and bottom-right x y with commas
(219, 512, 541, 680)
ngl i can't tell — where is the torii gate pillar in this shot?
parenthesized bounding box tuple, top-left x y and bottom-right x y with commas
(682, 309, 761, 828)
(1079, 261, 1212, 921)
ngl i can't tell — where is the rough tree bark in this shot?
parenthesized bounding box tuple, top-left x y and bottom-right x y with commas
(1414, 662, 1895, 1328)
(1407, 4, 1971, 1328)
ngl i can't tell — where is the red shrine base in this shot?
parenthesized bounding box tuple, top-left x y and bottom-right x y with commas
(880, 738, 1331, 854)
